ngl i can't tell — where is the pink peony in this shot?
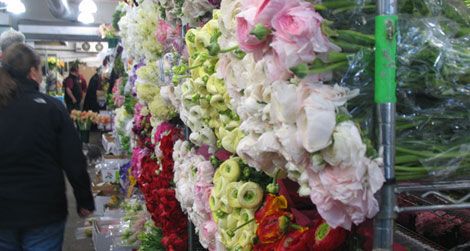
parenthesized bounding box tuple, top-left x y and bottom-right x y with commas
(194, 184, 213, 214)
(270, 0, 330, 69)
(307, 158, 384, 230)
(201, 220, 217, 251)
(196, 161, 215, 184)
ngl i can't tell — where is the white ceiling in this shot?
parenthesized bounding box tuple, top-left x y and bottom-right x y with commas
(2, 0, 119, 41)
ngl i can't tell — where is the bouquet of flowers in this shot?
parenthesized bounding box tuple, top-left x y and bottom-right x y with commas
(172, 140, 218, 250)
(174, 12, 243, 152)
(118, 0, 164, 61)
(209, 157, 271, 250)
(47, 57, 64, 71)
(70, 110, 99, 131)
(135, 122, 188, 251)
(99, 23, 118, 40)
(201, 0, 386, 231)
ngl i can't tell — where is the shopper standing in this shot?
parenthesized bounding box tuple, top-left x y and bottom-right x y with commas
(83, 67, 103, 113)
(0, 44, 95, 250)
(0, 29, 25, 63)
(63, 64, 82, 112)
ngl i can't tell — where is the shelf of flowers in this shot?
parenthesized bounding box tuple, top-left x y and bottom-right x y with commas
(97, 0, 470, 250)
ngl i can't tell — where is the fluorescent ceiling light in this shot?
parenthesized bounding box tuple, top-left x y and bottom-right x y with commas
(6, 0, 26, 15)
(78, 12, 94, 24)
(79, 0, 97, 14)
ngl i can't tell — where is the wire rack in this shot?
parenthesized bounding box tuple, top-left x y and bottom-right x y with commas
(395, 185, 470, 250)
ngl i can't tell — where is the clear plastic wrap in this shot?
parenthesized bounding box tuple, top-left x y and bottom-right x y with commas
(114, 198, 147, 248)
(394, 4, 470, 180)
(323, 0, 470, 181)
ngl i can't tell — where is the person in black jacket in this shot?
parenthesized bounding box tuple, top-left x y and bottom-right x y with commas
(83, 67, 103, 113)
(0, 44, 95, 250)
(63, 64, 82, 112)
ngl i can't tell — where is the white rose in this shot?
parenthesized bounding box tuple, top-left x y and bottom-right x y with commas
(322, 121, 366, 167)
(270, 81, 299, 124)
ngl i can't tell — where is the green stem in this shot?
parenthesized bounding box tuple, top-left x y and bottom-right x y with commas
(330, 39, 371, 52)
(308, 61, 349, 75)
(396, 173, 428, 181)
(324, 52, 354, 63)
(395, 155, 422, 164)
(290, 223, 303, 231)
(456, 27, 470, 37)
(313, 1, 364, 10)
(227, 218, 255, 237)
(220, 45, 239, 54)
(332, 4, 375, 15)
(336, 29, 375, 46)
(395, 166, 428, 173)
(188, 64, 203, 70)
(396, 147, 469, 159)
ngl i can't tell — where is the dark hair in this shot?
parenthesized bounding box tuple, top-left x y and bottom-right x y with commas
(70, 64, 79, 73)
(0, 43, 41, 107)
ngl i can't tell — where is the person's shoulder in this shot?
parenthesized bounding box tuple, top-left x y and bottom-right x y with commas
(36, 93, 67, 112)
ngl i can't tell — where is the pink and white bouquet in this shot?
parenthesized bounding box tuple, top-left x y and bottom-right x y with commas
(172, 140, 217, 250)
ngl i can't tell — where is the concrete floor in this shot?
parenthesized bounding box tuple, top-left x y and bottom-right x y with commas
(63, 132, 102, 251)
(63, 180, 94, 251)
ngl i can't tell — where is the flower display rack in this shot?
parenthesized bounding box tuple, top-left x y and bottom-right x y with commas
(373, 0, 470, 249)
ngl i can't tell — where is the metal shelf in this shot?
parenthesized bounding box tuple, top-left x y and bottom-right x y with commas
(395, 180, 470, 193)
(394, 224, 446, 251)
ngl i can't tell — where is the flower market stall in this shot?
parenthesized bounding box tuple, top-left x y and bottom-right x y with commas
(98, 0, 470, 250)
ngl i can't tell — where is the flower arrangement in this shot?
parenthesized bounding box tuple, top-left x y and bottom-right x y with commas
(209, 157, 271, 250)
(70, 110, 99, 131)
(207, 0, 386, 230)
(254, 193, 347, 251)
(47, 57, 65, 71)
(135, 65, 177, 122)
(172, 140, 217, 250)
(118, 0, 164, 61)
(99, 23, 118, 39)
(173, 12, 243, 152)
(114, 106, 133, 153)
(135, 122, 188, 251)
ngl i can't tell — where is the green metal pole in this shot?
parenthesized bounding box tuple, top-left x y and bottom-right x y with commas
(373, 0, 398, 250)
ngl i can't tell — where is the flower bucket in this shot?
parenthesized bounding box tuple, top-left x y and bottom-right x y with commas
(80, 130, 90, 143)
(107, 38, 119, 48)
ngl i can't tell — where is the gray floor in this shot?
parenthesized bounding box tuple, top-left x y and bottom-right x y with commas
(63, 132, 103, 251)
(63, 180, 94, 251)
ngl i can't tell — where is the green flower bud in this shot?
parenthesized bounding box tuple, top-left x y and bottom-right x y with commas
(249, 23, 272, 41)
(290, 63, 309, 78)
(233, 49, 246, 60)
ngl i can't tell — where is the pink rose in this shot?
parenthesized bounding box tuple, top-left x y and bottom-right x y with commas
(236, 0, 283, 57)
(194, 184, 213, 214)
(270, 0, 330, 69)
(236, 10, 270, 57)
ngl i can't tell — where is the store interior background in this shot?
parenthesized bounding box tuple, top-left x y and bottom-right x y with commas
(1, 0, 118, 80)
(1, 1, 118, 250)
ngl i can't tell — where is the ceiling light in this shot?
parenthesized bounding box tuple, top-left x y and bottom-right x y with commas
(79, 0, 97, 14)
(6, 0, 26, 15)
(78, 12, 94, 24)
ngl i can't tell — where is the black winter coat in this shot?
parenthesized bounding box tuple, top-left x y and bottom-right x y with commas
(0, 77, 95, 229)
